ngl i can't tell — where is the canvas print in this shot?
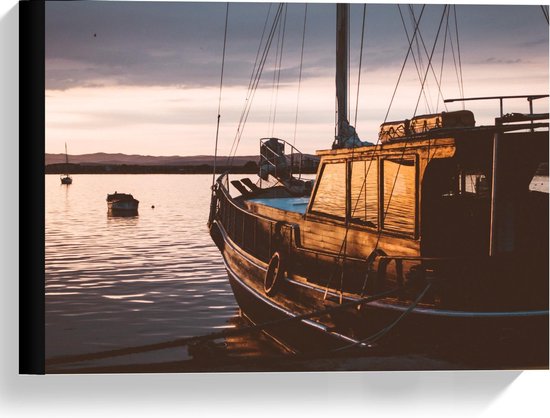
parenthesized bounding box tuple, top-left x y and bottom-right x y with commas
(42, 1, 548, 373)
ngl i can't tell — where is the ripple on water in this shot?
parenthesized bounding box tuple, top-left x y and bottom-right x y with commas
(46, 174, 239, 364)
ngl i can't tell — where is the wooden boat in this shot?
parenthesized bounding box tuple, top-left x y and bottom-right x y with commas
(208, 4, 548, 366)
(60, 142, 72, 185)
(107, 192, 139, 216)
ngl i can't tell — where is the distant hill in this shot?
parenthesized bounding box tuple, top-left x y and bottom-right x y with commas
(45, 152, 320, 175)
(45, 152, 258, 166)
(45, 152, 319, 167)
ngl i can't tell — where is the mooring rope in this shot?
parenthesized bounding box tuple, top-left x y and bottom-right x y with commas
(334, 282, 432, 352)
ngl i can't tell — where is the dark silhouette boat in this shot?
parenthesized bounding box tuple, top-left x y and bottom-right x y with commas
(107, 192, 139, 216)
(208, 4, 548, 367)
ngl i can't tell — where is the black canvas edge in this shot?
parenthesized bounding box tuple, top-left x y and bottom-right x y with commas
(19, 0, 45, 375)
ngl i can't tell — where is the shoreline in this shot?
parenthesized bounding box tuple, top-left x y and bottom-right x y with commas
(45, 163, 319, 175)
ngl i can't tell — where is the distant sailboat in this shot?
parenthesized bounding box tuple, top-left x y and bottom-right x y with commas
(60, 142, 73, 185)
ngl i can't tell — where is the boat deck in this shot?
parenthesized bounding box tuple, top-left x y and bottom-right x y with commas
(247, 196, 310, 214)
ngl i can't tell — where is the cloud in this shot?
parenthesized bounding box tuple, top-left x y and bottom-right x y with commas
(484, 57, 524, 65)
(46, 2, 333, 90)
(45, 2, 548, 156)
(46, 2, 419, 91)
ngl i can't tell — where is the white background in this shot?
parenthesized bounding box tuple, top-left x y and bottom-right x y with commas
(1, 1, 549, 417)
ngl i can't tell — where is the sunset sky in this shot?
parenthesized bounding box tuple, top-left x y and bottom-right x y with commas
(45, 1, 549, 157)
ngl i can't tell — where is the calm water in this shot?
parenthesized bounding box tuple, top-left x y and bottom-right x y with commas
(45, 173, 548, 371)
(45, 174, 272, 370)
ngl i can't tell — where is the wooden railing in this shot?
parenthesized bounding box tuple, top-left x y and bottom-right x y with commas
(213, 172, 286, 262)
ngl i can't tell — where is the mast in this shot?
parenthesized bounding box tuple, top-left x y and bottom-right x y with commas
(335, 3, 349, 145)
(65, 142, 70, 177)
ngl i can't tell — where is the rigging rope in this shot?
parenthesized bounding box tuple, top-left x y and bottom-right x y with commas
(383, 5, 426, 124)
(542, 6, 549, 24)
(436, 6, 451, 113)
(227, 4, 284, 166)
(411, 6, 449, 118)
(409, 5, 432, 113)
(270, 3, 288, 138)
(292, 3, 308, 145)
(212, 2, 229, 187)
(453, 5, 465, 106)
(248, 4, 274, 94)
(353, 4, 366, 128)
(227, 5, 273, 161)
(398, 5, 432, 114)
(413, 4, 451, 113)
(447, 10, 462, 107)
(267, 7, 282, 137)
(402, 5, 450, 114)
(226, 4, 273, 163)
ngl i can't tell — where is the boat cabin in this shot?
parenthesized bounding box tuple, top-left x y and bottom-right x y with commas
(307, 124, 548, 260)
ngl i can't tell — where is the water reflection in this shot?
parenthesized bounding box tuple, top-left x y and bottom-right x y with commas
(311, 162, 346, 218)
(107, 210, 139, 219)
(107, 212, 140, 222)
(45, 174, 241, 369)
(187, 316, 285, 363)
(351, 159, 378, 225)
(383, 159, 415, 234)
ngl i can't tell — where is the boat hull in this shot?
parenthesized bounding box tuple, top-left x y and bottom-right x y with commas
(107, 200, 139, 216)
(212, 219, 549, 367)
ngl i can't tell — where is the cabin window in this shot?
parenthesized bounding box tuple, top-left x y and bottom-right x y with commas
(462, 172, 490, 197)
(382, 158, 416, 235)
(350, 159, 378, 227)
(310, 161, 346, 219)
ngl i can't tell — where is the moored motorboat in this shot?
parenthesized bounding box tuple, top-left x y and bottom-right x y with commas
(107, 192, 139, 216)
(60, 176, 72, 185)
